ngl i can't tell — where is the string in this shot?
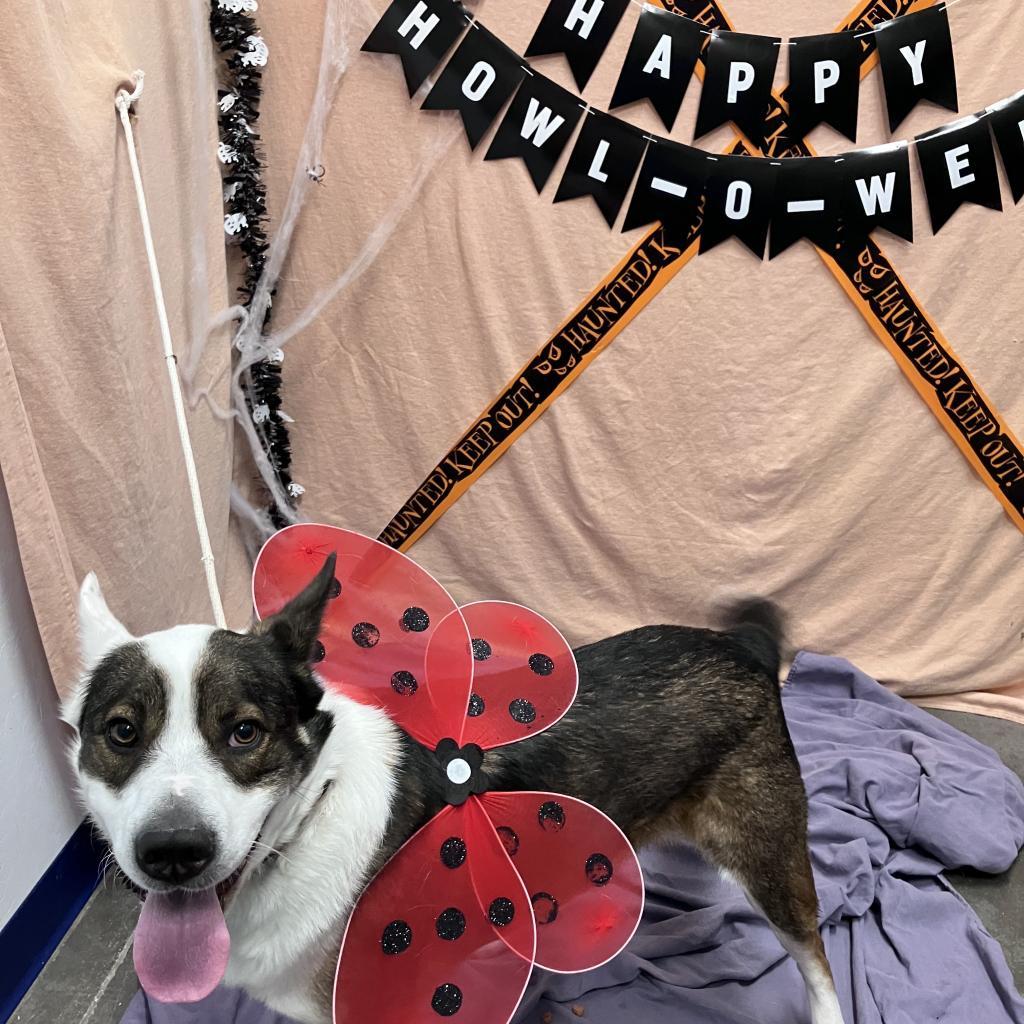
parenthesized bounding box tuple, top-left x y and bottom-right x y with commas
(618, 0, 971, 39)
(624, 0, 711, 35)
(506, 0, 1020, 153)
(114, 71, 228, 630)
(602, 83, 1019, 153)
(854, 0, 967, 37)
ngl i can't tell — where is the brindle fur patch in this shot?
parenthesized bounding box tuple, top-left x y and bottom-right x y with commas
(77, 643, 168, 790)
(303, 603, 835, 1019)
(192, 553, 339, 789)
(365, 602, 830, 989)
(193, 630, 333, 790)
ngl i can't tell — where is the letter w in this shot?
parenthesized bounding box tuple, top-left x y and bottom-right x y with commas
(855, 172, 896, 216)
(520, 97, 566, 147)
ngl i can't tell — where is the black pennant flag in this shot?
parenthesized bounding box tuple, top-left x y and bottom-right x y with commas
(553, 109, 648, 227)
(839, 143, 914, 245)
(485, 72, 586, 192)
(525, 0, 631, 91)
(875, 5, 958, 132)
(786, 31, 861, 143)
(609, 6, 703, 132)
(362, 0, 469, 97)
(769, 156, 842, 259)
(701, 153, 779, 258)
(694, 30, 781, 141)
(989, 91, 1024, 204)
(622, 139, 707, 242)
(422, 24, 526, 148)
(915, 116, 1002, 234)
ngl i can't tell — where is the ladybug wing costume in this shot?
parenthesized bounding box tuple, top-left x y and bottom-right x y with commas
(253, 525, 644, 1024)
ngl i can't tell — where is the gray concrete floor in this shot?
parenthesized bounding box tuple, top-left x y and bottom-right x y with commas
(10, 710, 1023, 1023)
(930, 709, 1024, 986)
(11, 877, 139, 1024)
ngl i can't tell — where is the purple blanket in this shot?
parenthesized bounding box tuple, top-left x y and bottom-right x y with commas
(123, 652, 1024, 1024)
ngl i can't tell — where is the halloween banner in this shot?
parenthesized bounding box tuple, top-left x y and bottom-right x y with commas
(484, 72, 586, 192)
(874, 3, 958, 131)
(785, 30, 862, 143)
(421, 23, 526, 149)
(374, 0, 1024, 549)
(700, 153, 778, 257)
(839, 143, 915, 244)
(524, 0, 632, 90)
(693, 29, 781, 140)
(609, 5, 704, 132)
(769, 155, 842, 258)
(552, 108, 649, 226)
(364, 0, 1018, 248)
(989, 91, 1024, 203)
(622, 137, 707, 237)
(915, 115, 1003, 233)
(361, 0, 469, 96)
(364, 0, 966, 138)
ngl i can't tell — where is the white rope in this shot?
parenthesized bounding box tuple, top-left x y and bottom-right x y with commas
(115, 71, 228, 629)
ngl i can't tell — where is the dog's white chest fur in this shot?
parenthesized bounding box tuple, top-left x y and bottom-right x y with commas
(223, 694, 402, 1023)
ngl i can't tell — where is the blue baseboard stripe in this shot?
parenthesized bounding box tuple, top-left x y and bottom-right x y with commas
(0, 822, 106, 1021)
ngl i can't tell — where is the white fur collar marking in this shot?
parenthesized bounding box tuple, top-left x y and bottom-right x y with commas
(222, 691, 402, 1024)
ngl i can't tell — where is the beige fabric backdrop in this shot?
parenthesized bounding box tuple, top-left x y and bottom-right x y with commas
(0, 1, 250, 692)
(256, 0, 1024, 721)
(0, 0, 1022, 722)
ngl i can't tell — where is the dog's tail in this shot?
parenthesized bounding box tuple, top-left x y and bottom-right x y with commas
(721, 598, 786, 682)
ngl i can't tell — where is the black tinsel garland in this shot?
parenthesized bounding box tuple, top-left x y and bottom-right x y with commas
(210, 0, 300, 526)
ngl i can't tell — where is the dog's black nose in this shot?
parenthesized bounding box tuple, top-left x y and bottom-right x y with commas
(135, 827, 216, 884)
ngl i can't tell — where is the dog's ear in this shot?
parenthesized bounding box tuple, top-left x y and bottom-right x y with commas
(255, 553, 337, 665)
(78, 572, 134, 671)
(64, 573, 135, 730)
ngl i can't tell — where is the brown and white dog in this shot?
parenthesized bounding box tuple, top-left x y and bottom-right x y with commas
(61, 559, 845, 1024)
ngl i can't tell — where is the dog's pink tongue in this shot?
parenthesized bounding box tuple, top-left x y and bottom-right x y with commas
(133, 888, 230, 1003)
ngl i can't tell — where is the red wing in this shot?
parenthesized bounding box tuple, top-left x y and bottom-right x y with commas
(334, 800, 536, 1024)
(456, 602, 577, 750)
(479, 791, 644, 974)
(252, 524, 472, 747)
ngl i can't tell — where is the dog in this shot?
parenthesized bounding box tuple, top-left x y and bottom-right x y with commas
(62, 556, 844, 1024)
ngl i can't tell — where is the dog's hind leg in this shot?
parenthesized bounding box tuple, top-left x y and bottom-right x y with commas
(765, 925, 844, 1024)
(663, 728, 846, 1024)
(727, 828, 843, 1024)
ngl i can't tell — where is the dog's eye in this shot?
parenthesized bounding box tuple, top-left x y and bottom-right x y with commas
(229, 721, 263, 748)
(107, 718, 138, 748)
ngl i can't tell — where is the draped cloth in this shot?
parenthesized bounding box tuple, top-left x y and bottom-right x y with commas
(0, 0, 1022, 716)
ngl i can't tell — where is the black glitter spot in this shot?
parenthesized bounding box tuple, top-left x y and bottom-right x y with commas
(497, 826, 520, 857)
(352, 622, 380, 648)
(328, 577, 342, 599)
(488, 897, 515, 927)
(391, 670, 418, 696)
(531, 892, 559, 925)
(471, 638, 492, 661)
(529, 653, 555, 676)
(467, 693, 485, 717)
(311, 640, 326, 663)
(538, 801, 565, 832)
(402, 607, 430, 632)
(431, 983, 463, 1016)
(435, 907, 466, 941)
(440, 837, 467, 869)
(380, 919, 412, 955)
(509, 698, 536, 724)
(586, 853, 614, 886)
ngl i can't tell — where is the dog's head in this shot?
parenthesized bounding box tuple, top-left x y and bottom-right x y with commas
(61, 555, 337, 996)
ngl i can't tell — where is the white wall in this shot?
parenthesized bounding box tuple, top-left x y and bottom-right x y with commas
(0, 471, 81, 928)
